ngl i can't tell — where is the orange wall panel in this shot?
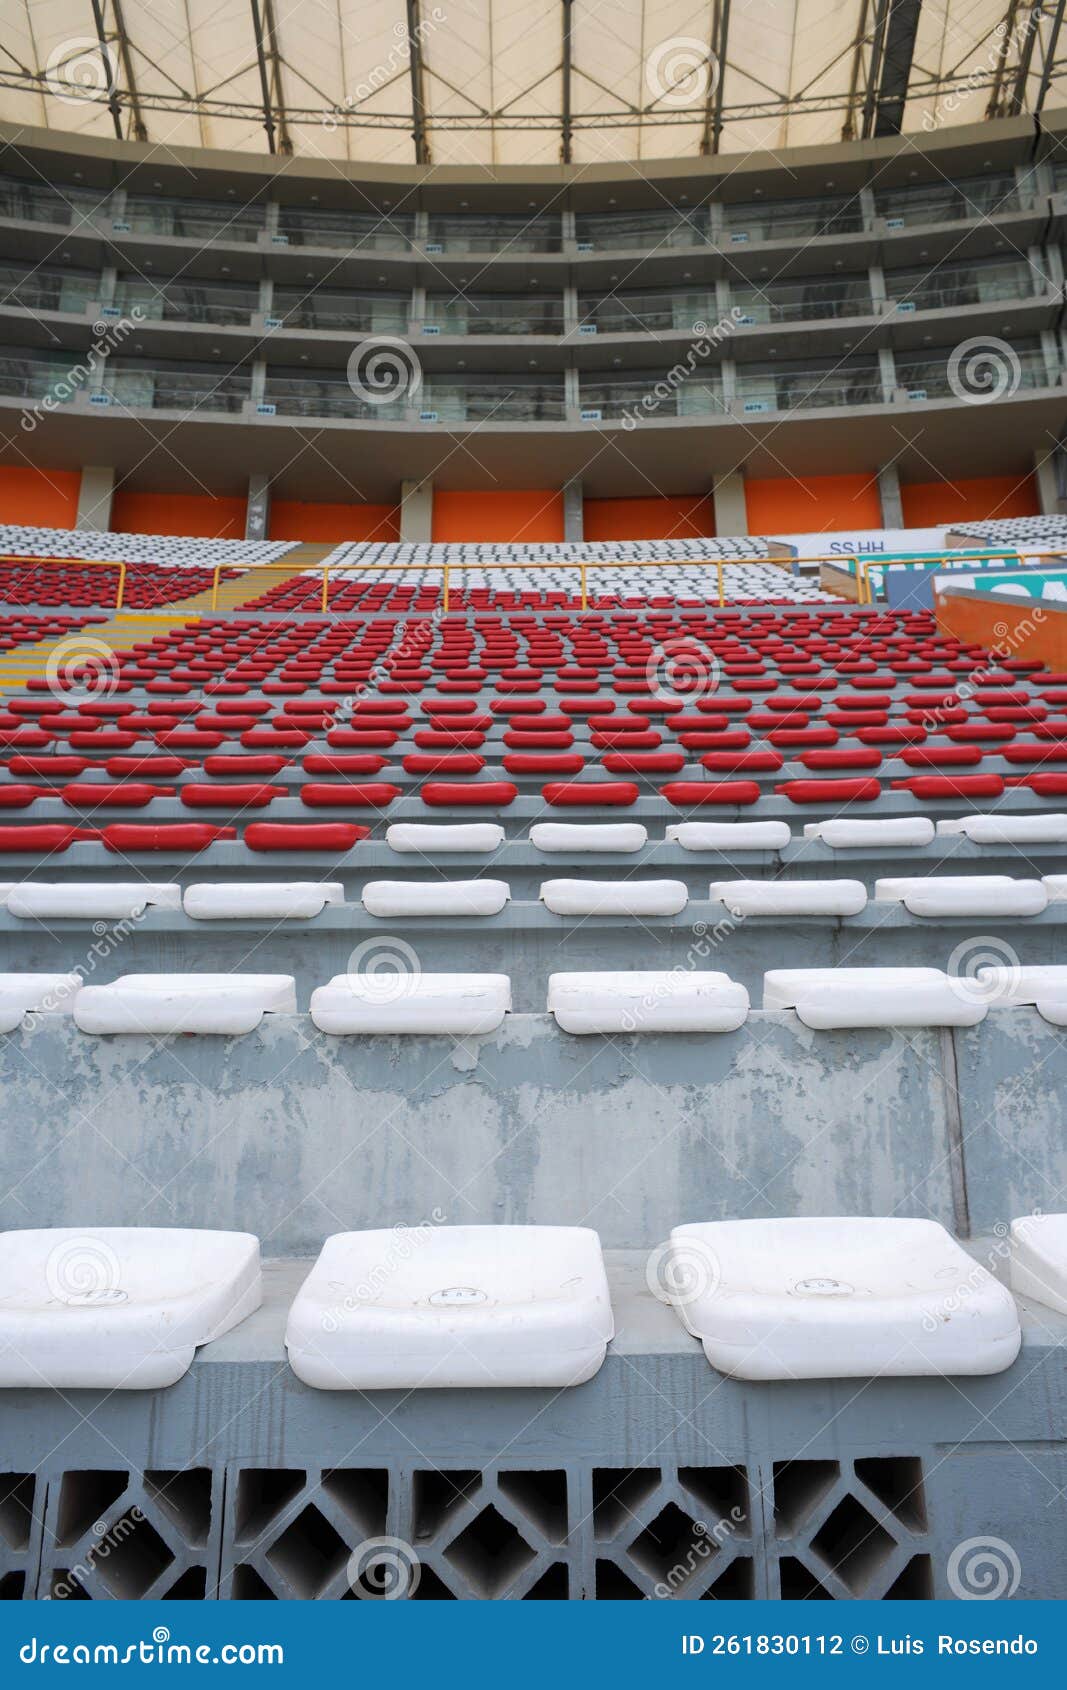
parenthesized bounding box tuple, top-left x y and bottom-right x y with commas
(432, 490, 564, 542)
(582, 496, 716, 540)
(937, 589, 1067, 669)
(744, 474, 883, 535)
(0, 465, 80, 528)
(269, 501, 399, 542)
(901, 475, 1039, 528)
(112, 491, 246, 538)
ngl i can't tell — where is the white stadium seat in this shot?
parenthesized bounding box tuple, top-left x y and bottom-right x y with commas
(973, 964, 1067, 1026)
(0, 972, 81, 1032)
(1009, 1214, 1067, 1315)
(530, 823, 647, 852)
(73, 974, 297, 1035)
(0, 1228, 261, 1389)
(183, 883, 344, 920)
(874, 875, 1048, 917)
(2, 884, 180, 920)
(763, 967, 987, 1028)
(548, 970, 749, 1034)
(937, 814, 1067, 845)
(539, 879, 687, 916)
(360, 879, 510, 917)
(709, 879, 867, 916)
(386, 823, 505, 853)
(310, 972, 511, 1036)
(666, 822, 792, 850)
(803, 818, 936, 848)
(285, 1226, 614, 1389)
(664, 1218, 1020, 1379)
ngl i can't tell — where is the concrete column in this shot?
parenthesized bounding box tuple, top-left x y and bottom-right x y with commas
(878, 346, 897, 402)
(1034, 447, 1066, 516)
(564, 366, 582, 413)
(713, 470, 747, 536)
(868, 263, 886, 312)
(400, 478, 433, 542)
(877, 463, 904, 529)
(563, 479, 583, 541)
(250, 357, 268, 405)
(1040, 328, 1060, 383)
(258, 276, 274, 314)
(246, 473, 271, 541)
(563, 283, 579, 333)
(859, 185, 876, 229)
(76, 466, 115, 532)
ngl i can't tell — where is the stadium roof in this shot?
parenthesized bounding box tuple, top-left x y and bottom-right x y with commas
(1, 1, 1066, 168)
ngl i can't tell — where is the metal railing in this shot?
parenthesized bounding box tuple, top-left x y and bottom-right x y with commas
(0, 554, 128, 609)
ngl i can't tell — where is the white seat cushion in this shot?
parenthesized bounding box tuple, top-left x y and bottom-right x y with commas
(540, 879, 687, 916)
(803, 819, 936, 848)
(666, 1218, 1020, 1379)
(709, 879, 867, 916)
(0, 972, 82, 1033)
(874, 875, 1047, 917)
(763, 967, 987, 1028)
(285, 1226, 613, 1389)
(938, 814, 1067, 845)
(183, 883, 343, 920)
(4, 883, 180, 920)
(667, 822, 791, 851)
(1042, 875, 1067, 902)
(0, 1228, 261, 1389)
(386, 823, 505, 853)
(1010, 1214, 1067, 1315)
(530, 823, 647, 852)
(973, 964, 1067, 1026)
(361, 880, 510, 917)
(311, 972, 510, 1035)
(73, 974, 296, 1035)
(548, 970, 748, 1034)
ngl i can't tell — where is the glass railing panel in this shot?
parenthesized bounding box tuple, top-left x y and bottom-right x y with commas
(122, 198, 263, 242)
(276, 212, 413, 251)
(574, 209, 711, 251)
(425, 217, 561, 253)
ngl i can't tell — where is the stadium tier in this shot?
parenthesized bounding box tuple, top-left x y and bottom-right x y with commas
(3, 42, 1067, 1611)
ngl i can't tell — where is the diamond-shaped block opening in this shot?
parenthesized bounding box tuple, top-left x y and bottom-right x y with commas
(234, 1470, 306, 1545)
(810, 1494, 896, 1595)
(679, 1466, 750, 1536)
(592, 1468, 661, 1540)
(702, 1557, 755, 1600)
(145, 1470, 213, 1546)
(778, 1556, 833, 1600)
(595, 1559, 645, 1599)
(0, 1475, 34, 1551)
(884, 1555, 934, 1600)
(321, 1469, 388, 1539)
(524, 1563, 569, 1599)
(406, 1565, 458, 1601)
(412, 1470, 481, 1541)
(93, 1509, 175, 1599)
(497, 1471, 568, 1543)
(230, 1564, 277, 1600)
(773, 1460, 840, 1536)
(55, 1471, 129, 1549)
(265, 1504, 348, 1600)
(444, 1505, 536, 1598)
(48, 1569, 90, 1601)
(0, 1572, 26, 1600)
(628, 1501, 715, 1594)
(162, 1567, 207, 1599)
(854, 1456, 927, 1532)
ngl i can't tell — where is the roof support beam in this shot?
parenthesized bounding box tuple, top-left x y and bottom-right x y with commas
(873, 0, 923, 135)
(860, 0, 890, 139)
(405, 0, 431, 165)
(88, 0, 123, 139)
(841, 0, 873, 140)
(561, 0, 573, 164)
(701, 0, 732, 156)
(1010, 2, 1045, 113)
(249, 0, 277, 152)
(249, 0, 291, 155)
(1033, 0, 1067, 116)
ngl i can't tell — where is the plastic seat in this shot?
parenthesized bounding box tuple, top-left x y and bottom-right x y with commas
(183, 883, 344, 920)
(361, 879, 510, 917)
(540, 878, 687, 916)
(101, 823, 235, 853)
(763, 966, 986, 1028)
(3, 883, 179, 920)
(285, 1226, 613, 1389)
(542, 781, 638, 807)
(530, 823, 647, 852)
(244, 822, 368, 851)
(874, 875, 1047, 917)
(665, 1218, 1020, 1380)
(666, 821, 790, 850)
(0, 972, 81, 1032)
(73, 974, 297, 1035)
(937, 814, 1067, 845)
(310, 972, 511, 1036)
(1009, 1214, 1067, 1314)
(0, 1228, 261, 1389)
(775, 778, 881, 804)
(971, 964, 1067, 1025)
(386, 823, 505, 853)
(421, 781, 518, 807)
(548, 970, 748, 1033)
(709, 879, 866, 917)
(661, 780, 761, 807)
(803, 819, 936, 848)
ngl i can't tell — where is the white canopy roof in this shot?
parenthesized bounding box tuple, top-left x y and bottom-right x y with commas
(1, 1, 1065, 166)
